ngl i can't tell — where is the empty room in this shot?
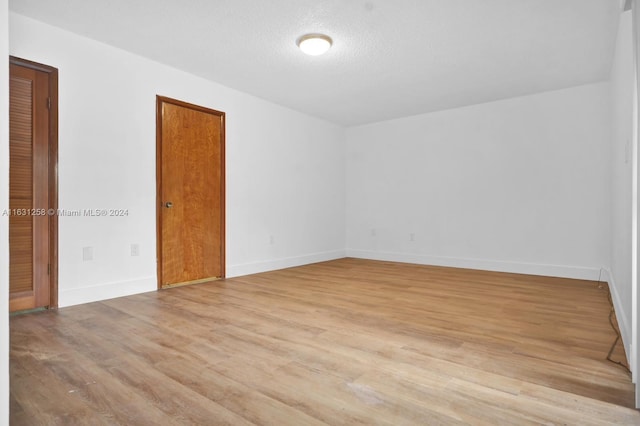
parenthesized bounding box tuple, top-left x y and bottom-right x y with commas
(2, 0, 640, 424)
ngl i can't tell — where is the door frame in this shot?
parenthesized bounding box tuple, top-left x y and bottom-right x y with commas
(155, 95, 226, 289)
(9, 56, 59, 309)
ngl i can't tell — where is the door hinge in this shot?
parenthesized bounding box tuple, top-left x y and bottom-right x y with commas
(47, 97, 51, 110)
(47, 264, 50, 275)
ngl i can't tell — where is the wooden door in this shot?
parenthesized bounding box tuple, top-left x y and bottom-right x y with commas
(156, 96, 225, 288)
(9, 58, 58, 312)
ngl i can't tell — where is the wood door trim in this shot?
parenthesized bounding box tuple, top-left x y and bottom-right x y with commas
(156, 95, 226, 289)
(9, 56, 59, 309)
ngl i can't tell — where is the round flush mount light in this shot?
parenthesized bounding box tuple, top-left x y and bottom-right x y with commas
(297, 34, 333, 56)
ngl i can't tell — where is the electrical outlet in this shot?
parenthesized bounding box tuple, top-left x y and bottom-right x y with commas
(625, 138, 631, 164)
(410, 233, 415, 242)
(82, 246, 93, 261)
(269, 235, 275, 245)
(131, 244, 140, 257)
(371, 228, 376, 237)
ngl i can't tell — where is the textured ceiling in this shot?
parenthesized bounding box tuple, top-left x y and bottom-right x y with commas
(10, 0, 620, 126)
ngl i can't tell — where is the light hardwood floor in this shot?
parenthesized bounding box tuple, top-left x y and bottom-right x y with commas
(10, 258, 640, 425)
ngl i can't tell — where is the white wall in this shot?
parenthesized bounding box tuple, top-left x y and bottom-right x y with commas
(610, 10, 634, 360)
(0, 1, 9, 424)
(346, 83, 611, 280)
(9, 13, 346, 307)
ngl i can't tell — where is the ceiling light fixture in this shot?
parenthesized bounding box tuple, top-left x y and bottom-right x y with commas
(297, 34, 333, 56)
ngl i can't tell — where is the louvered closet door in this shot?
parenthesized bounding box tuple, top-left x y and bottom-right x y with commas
(9, 63, 51, 311)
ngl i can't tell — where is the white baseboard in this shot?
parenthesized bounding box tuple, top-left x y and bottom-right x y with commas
(603, 268, 632, 365)
(345, 249, 602, 281)
(59, 251, 346, 307)
(59, 276, 156, 308)
(226, 249, 346, 278)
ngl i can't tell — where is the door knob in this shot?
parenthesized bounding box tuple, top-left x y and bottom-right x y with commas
(165, 202, 173, 208)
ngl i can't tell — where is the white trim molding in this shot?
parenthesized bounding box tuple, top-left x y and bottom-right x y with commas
(346, 249, 602, 281)
(226, 250, 346, 278)
(604, 268, 633, 365)
(59, 277, 156, 308)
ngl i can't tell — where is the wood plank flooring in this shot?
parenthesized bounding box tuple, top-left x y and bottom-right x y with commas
(10, 258, 640, 425)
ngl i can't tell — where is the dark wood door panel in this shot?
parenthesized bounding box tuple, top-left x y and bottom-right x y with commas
(157, 97, 225, 288)
(9, 58, 58, 312)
